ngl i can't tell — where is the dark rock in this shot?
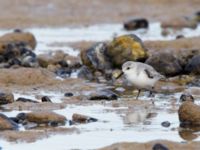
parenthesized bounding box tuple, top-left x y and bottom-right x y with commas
(89, 89, 118, 100)
(41, 96, 52, 102)
(178, 49, 200, 69)
(78, 65, 94, 80)
(124, 18, 149, 31)
(69, 120, 76, 126)
(146, 52, 183, 76)
(161, 121, 171, 127)
(8, 58, 21, 66)
(176, 35, 184, 39)
(0, 92, 14, 105)
(106, 34, 148, 67)
(64, 92, 73, 97)
(9, 117, 19, 124)
(21, 56, 38, 67)
(14, 29, 22, 33)
(16, 113, 27, 123)
(0, 113, 18, 130)
(180, 94, 194, 102)
(178, 101, 200, 126)
(58, 60, 68, 68)
(152, 143, 169, 150)
(72, 113, 98, 123)
(55, 68, 72, 78)
(16, 97, 38, 103)
(185, 55, 200, 74)
(195, 11, 200, 22)
(81, 42, 111, 72)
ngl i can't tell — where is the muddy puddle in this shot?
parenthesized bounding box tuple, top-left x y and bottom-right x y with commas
(0, 23, 200, 149)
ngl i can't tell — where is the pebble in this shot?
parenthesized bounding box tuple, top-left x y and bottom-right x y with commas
(152, 143, 169, 150)
(64, 92, 73, 97)
(161, 121, 171, 127)
(41, 96, 52, 102)
(179, 94, 194, 102)
(16, 97, 38, 103)
(72, 113, 98, 123)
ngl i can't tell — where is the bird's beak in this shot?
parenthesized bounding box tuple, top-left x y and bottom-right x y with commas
(115, 71, 124, 79)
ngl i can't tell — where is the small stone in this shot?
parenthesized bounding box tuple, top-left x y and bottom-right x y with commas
(64, 92, 73, 97)
(143, 121, 151, 125)
(41, 96, 52, 102)
(185, 55, 200, 74)
(16, 113, 27, 123)
(72, 113, 98, 123)
(0, 114, 18, 130)
(161, 121, 171, 127)
(178, 101, 200, 126)
(16, 97, 38, 103)
(25, 112, 66, 126)
(179, 94, 194, 102)
(124, 18, 149, 31)
(0, 92, 14, 105)
(89, 89, 118, 101)
(152, 143, 169, 150)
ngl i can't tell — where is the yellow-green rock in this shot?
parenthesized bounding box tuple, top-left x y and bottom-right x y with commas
(106, 34, 148, 67)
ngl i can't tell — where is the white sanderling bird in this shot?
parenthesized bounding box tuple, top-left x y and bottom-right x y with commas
(116, 61, 165, 99)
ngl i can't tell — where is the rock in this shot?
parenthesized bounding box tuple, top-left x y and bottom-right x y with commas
(179, 129, 198, 141)
(106, 34, 148, 67)
(176, 35, 184, 39)
(178, 101, 200, 126)
(0, 114, 18, 130)
(161, 121, 171, 127)
(146, 52, 183, 76)
(72, 113, 98, 123)
(64, 92, 73, 97)
(124, 18, 149, 30)
(78, 65, 94, 80)
(41, 96, 52, 102)
(80, 42, 111, 72)
(88, 89, 118, 100)
(55, 68, 72, 78)
(194, 11, 200, 22)
(0, 31, 37, 50)
(16, 97, 38, 103)
(0, 92, 14, 105)
(37, 50, 66, 68)
(185, 55, 200, 74)
(152, 143, 169, 150)
(179, 94, 194, 102)
(17, 112, 66, 126)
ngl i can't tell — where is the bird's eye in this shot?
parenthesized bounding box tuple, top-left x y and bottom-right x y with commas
(127, 67, 130, 70)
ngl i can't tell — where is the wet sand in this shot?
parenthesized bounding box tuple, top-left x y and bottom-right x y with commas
(0, 0, 199, 28)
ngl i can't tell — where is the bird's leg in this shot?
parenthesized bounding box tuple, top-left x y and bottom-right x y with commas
(136, 89, 141, 100)
(148, 91, 153, 97)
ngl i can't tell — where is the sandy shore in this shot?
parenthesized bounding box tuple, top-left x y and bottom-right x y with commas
(0, 0, 199, 28)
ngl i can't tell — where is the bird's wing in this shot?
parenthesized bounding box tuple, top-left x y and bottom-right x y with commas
(144, 69, 154, 79)
(144, 65, 165, 79)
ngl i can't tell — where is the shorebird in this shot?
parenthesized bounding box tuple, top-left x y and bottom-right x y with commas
(116, 61, 165, 99)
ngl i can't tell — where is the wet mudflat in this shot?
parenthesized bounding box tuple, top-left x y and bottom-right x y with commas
(0, 23, 200, 150)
